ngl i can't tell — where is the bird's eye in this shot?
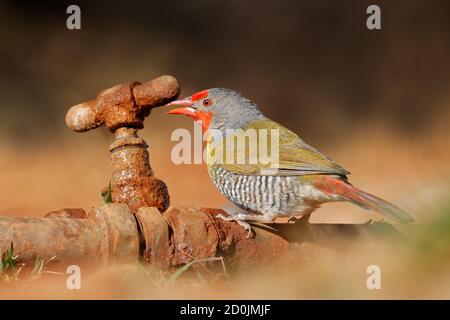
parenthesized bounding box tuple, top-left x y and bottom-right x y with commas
(202, 99, 212, 107)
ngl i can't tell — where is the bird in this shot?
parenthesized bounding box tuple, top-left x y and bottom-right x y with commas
(167, 88, 413, 234)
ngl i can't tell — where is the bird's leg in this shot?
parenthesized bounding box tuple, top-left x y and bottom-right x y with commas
(218, 203, 275, 237)
(216, 213, 253, 237)
(216, 212, 273, 238)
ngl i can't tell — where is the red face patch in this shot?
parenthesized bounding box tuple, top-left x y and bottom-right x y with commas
(191, 90, 208, 102)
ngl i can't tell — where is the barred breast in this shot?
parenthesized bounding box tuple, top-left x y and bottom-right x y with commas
(208, 165, 329, 217)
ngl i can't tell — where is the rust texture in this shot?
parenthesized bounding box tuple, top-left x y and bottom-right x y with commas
(97, 204, 140, 264)
(165, 207, 293, 269)
(135, 207, 170, 268)
(65, 75, 180, 132)
(164, 208, 220, 266)
(65, 75, 179, 212)
(0, 204, 139, 269)
(0, 205, 402, 271)
(109, 128, 169, 213)
(160, 207, 404, 270)
(45, 208, 89, 219)
(0, 205, 291, 270)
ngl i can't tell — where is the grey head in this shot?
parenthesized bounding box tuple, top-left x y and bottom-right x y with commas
(183, 88, 266, 132)
(203, 88, 265, 131)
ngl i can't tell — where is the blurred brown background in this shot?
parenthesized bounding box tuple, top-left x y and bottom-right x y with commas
(0, 0, 449, 221)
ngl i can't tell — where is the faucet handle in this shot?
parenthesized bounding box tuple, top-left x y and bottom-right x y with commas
(66, 75, 180, 132)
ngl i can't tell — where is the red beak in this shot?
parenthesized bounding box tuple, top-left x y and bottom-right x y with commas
(166, 98, 193, 108)
(166, 98, 212, 132)
(167, 106, 198, 117)
(166, 97, 197, 118)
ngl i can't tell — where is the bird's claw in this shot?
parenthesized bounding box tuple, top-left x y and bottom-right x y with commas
(216, 214, 253, 238)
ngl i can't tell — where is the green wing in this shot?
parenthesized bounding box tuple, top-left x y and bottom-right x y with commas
(208, 119, 349, 177)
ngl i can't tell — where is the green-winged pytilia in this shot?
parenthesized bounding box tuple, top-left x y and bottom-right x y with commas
(167, 88, 413, 234)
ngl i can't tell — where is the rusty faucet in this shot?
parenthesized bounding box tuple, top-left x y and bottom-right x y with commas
(65, 75, 180, 213)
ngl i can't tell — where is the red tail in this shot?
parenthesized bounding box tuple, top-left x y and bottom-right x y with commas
(314, 175, 413, 223)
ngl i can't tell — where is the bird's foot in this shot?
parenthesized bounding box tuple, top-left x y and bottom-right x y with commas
(216, 213, 253, 238)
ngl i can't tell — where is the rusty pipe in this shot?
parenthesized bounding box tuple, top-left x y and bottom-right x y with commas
(0, 204, 139, 269)
(0, 205, 402, 272)
(149, 207, 404, 270)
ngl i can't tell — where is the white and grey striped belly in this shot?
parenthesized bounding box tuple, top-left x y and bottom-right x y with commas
(208, 166, 330, 217)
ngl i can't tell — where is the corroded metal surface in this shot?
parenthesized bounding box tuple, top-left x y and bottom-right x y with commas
(0, 205, 401, 270)
(65, 75, 178, 212)
(0, 204, 139, 268)
(202, 208, 292, 268)
(164, 207, 220, 266)
(0, 215, 104, 267)
(135, 207, 170, 268)
(109, 128, 170, 213)
(1, 205, 294, 269)
(45, 208, 89, 219)
(165, 207, 294, 269)
(96, 204, 140, 264)
(162, 207, 403, 269)
(66, 75, 180, 132)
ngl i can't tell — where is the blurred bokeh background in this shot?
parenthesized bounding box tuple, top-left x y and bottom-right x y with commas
(0, 0, 449, 299)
